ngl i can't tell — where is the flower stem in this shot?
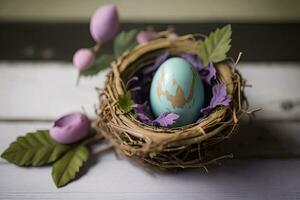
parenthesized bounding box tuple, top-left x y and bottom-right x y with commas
(92, 143, 114, 155)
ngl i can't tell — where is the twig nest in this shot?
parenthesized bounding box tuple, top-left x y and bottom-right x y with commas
(96, 35, 247, 170)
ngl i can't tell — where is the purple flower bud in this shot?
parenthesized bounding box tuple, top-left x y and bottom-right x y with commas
(136, 31, 159, 44)
(73, 48, 95, 71)
(50, 112, 91, 144)
(168, 33, 178, 40)
(90, 4, 119, 43)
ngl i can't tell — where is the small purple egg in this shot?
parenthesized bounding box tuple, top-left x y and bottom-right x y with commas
(72, 48, 95, 71)
(90, 4, 119, 43)
(50, 112, 91, 144)
(136, 31, 159, 44)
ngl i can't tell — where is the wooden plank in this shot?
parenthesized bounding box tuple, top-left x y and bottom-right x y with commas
(0, 62, 299, 120)
(240, 63, 300, 120)
(220, 121, 300, 158)
(0, 62, 109, 120)
(1, 153, 300, 199)
(1, 121, 300, 160)
(0, 122, 300, 199)
(0, 121, 300, 162)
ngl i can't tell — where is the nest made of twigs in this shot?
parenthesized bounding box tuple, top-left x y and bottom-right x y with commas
(95, 35, 248, 170)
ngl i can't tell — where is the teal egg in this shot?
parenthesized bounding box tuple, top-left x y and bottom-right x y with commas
(150, 57, 205, 127)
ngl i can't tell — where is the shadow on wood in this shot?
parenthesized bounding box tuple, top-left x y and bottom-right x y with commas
(219, 120, 300, 159)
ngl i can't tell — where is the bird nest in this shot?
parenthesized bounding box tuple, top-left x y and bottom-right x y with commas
(95, 35, 248, 170)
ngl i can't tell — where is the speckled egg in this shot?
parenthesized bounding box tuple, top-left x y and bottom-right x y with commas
(150, 57, 205, 127)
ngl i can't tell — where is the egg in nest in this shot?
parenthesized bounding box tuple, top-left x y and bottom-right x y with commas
(150, 57, 205, 127)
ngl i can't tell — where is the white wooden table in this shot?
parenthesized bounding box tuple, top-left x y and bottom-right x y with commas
(0, 62, 300, 200)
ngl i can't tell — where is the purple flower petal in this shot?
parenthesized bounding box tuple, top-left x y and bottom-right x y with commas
(199, 62, 216, 85)
(168, 33, 179, 40)
(181, 53, 202, 71)
(136, 30, 159, 44)
(132, 101, 148, 112)
(129, 86, 141, 92)
(153, 112, 180, 127)
(50, 112, 91, 144)
(197, 83, 232, 122)
(133, 102, 179, 127)
(126, 76, 139, 88)
(137, 112, 154, 124)
(143, 51, 170, 74)
(132, 101, 153, 121)
(210, 84, 232, 107)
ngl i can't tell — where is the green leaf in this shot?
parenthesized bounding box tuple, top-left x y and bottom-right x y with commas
(113, 29, 139, 58)
(118, 91, 133, 113)
(80, 54, 114, 77)
(52, 145, 89, 188)
(1, 130, 72, 166)
(198, 24, 232, 66)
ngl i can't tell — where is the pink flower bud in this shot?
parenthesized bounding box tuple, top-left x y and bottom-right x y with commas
(168, 33, 179, 40)
(50, 112, 91, 144)
(90, 4, 119, 43)
(72, 48, 95, 71)
(136, 31, 159, 44)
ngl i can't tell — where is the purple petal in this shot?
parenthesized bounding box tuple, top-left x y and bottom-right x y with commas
(200, 106, 213, 117)
(126, 76, 139, 88)
(136, 30, 159, 44)
(168, 33, 179, 40)
(197, 83, 232, 122)
(210, 84, 232, 107)
(143, 51, 170, 74)
(132, 101, 148, 112)
(129, 86, 141, 92)
(133, 101, 154, 123)
(133, 102, 179, 127)
(153, 112, 180, 127)
(136, 112, 154, 125)
(199, 62, 216, 85)
(181, 53, 202, 71)
(50, 112, 91, 144)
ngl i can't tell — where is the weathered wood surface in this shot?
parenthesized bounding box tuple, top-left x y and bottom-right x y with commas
(1, 62, 299, 120)
(0, 62, 300, 200)
(1, 121, 300, 200)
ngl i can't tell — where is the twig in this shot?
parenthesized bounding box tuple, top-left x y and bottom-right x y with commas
(92, 143, 114, 155)
(83, 133, 104, 145)
(234, 52, 243, 70)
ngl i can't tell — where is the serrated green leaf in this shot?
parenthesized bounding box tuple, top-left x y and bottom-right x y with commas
(52, 145, 89, 188)
(1, 130, 72, 166)
(114, 29, 138, 58)
(118, 91, 133, 113)
(198, 24, 232, 66)
(80, 54, 114, 77)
